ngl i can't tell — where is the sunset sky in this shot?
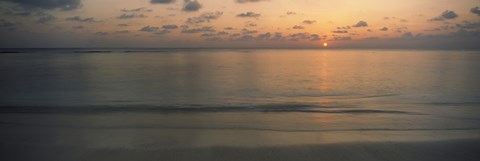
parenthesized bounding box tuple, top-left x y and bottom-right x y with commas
(0, 0, 479, 49)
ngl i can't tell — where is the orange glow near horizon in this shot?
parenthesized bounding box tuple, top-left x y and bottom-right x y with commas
(323, 43, 328, 47)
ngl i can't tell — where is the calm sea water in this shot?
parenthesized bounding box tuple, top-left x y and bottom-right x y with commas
(1, 49, 480, 132)
(0, 49, 479, 111)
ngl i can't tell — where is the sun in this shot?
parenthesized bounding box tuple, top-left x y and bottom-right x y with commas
(323, 42, 328, 47)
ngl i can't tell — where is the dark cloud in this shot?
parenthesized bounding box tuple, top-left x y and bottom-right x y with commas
(430, 10, 458, 21)
(0, 19, 16, 30)
(456, 21, 480, 29)
(217, 31, 229, 35)
(36, 15, 55, 24)
(0, 0, 81, 10)
(71, 25, 84, 30)
(241, 28, 257, 34)
(236, 35, 255, 41)
(402, 32, 413, 38)
(237, 12, 261, 18)
(117, 24, 129, 27)
(0, 19, 14, 28)
(120, 7, 152, 12)
(139, 26, 160, 32)
(183, 0, 201, 12)
(310, 34, 321, 41)
(292, 25, 305, 29)
(154, 29, 170, 35)
(245, 21, 257, 27)
(117, 7, 151, 19)
(337, 26, 351, 30)
(2, 9, 34, 17)
(201, 33, 215, 37)
(181, 26, 215, 33)
(257, 32, 271, 40)
(333, 36, 352, 41)
(204, 37, 222, 41)
(380, 27, 388, 31)
(288, 33, 308, 41)
(117, 13, 147, 19)
(94, 32, 109, 36)
(332, 30, 348, 33)
(272, 32, 283, 41)
(162, 25, 178, 29)
(186, 12, 223, 24)
(471, 7, 480, 16)
(352, 21, 368, 27)
(224, 27, 234, 30)
(65, 16, 98, 23)
(286, 11, 296, 15)
(114, 30, 130, 34)
(151, 0, 175, 4)
(303, 20, 316, 24)
(236, 0, 268, 3)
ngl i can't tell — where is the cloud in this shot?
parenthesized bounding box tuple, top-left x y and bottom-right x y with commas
(186, 11, 223, 24)
(236, 12, 261, 18)
(292, 25, 305, 29)
(224, 27, 234, 30)
(333, 36, 352, 41)
(236, 0, 268, 3)
(94, 32, 109, 36)
(181, 26, 215, 33)
(471, 7, 480, 16)
(151, 0, 175, 4)
(303, 20, 316, 24)
(0, 19, 15, 30)
(257, 32, 271, 40)
(310, 34, 321, 41)
(286, 11, 296, 15)
(116, 7, 151, 19)
(241, 28, 258, 34)
(183, 0, 201, 12)
(380, 27, 388, 31)
(117, 13, 147, 19)
(332, 30, 348, 33)
(352, 21, 368, 27)
(65, 16, 98, 23)
(430, 10, 458, 21)
(162, 25, 178, 29)
(139, 26, 160, 32)
(114, 30, 130, 34)
(36, 15, 55, 24)
(71, 25, 84, 30)
(337, 26, 351, 30)
(117, 24, 129, 27)
(456, 21, 480, 29)
(154, 29, 170, 35)
(217, 31, 229, 35)
(120, 7, 152, 12)
(245, 21, 257, 27)
(0, 0, 82, 10)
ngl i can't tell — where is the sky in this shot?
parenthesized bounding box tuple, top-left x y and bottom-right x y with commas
(0, 0, 479, 49)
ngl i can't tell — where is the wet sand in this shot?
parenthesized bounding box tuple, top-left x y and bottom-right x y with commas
(1, 112, 480, 161)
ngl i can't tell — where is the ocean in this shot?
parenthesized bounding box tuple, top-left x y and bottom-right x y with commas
(1, 48, 480, 132)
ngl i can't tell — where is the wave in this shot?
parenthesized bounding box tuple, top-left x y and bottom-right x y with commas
(73, 50, 113, 53)
(0, 104, 419, 115)
(0, 121, 477, 133)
